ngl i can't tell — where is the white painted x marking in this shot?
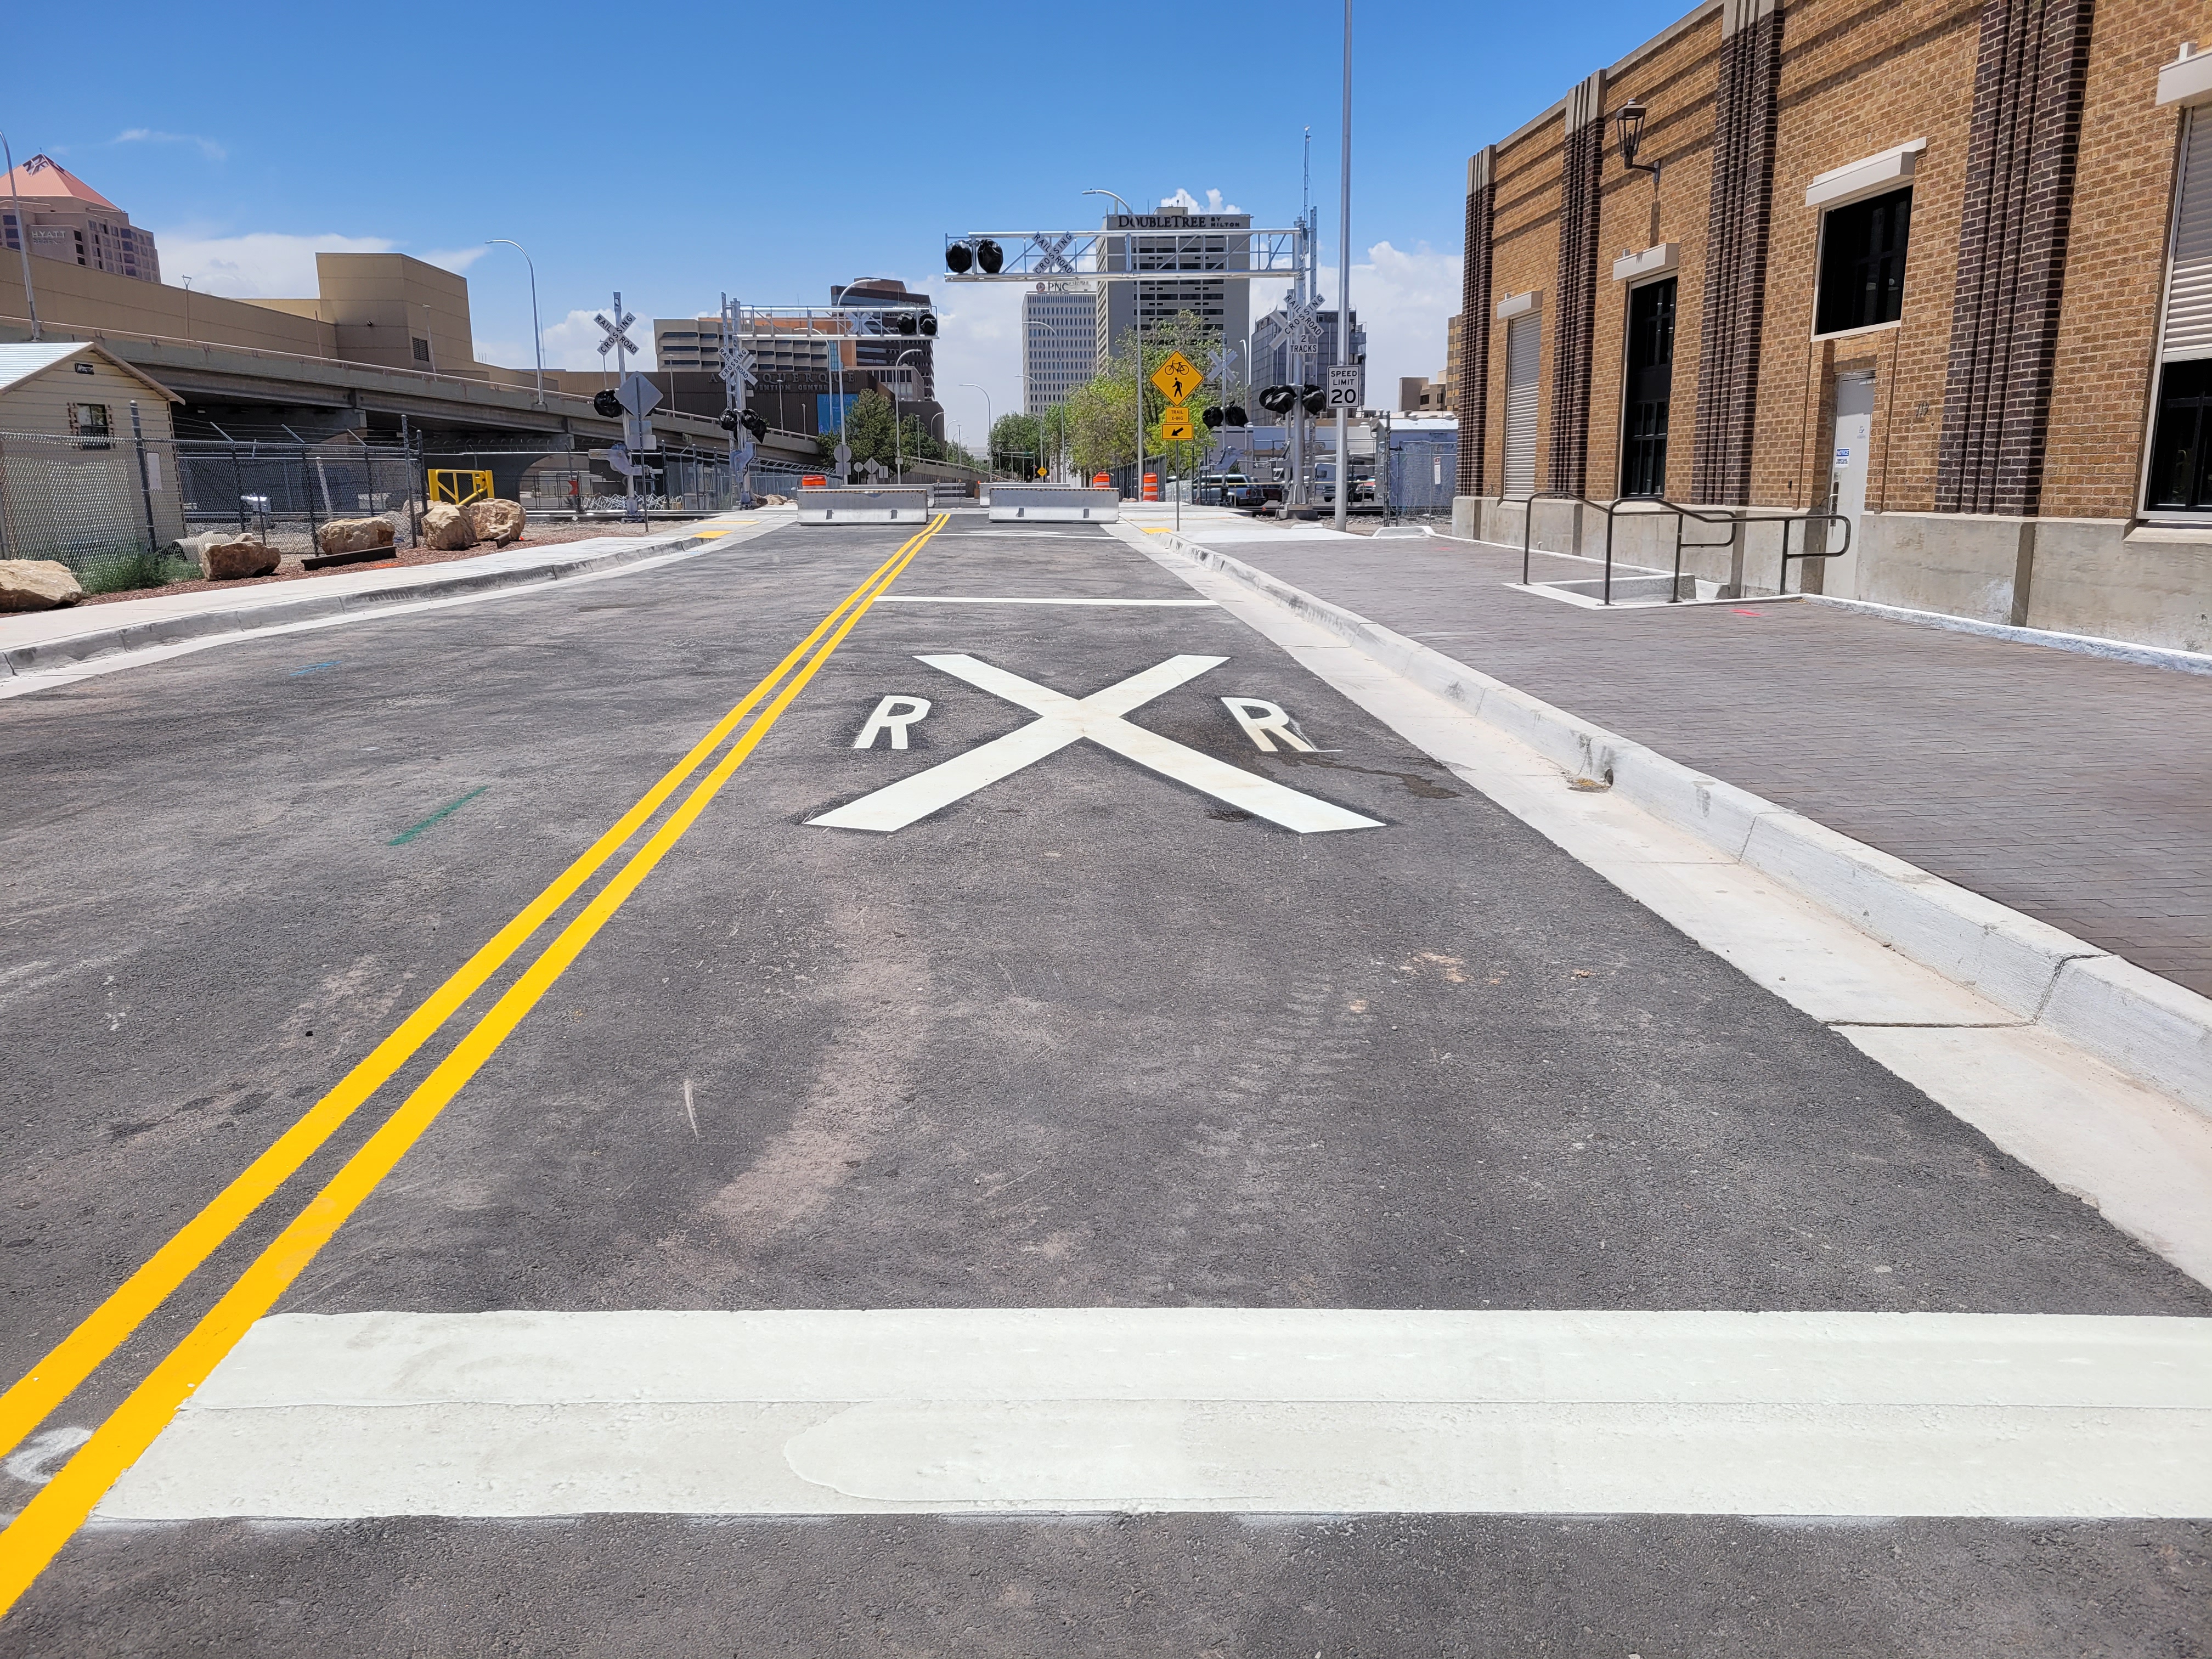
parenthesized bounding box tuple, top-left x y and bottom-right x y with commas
(808, 654, 1384, 834)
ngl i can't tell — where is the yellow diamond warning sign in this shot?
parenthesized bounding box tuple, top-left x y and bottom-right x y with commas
(1150, 351, 1203, 405)
(1160, 404, 1194, 442)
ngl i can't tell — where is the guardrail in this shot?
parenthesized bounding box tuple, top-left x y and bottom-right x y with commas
(1505, 494, 1852, 605)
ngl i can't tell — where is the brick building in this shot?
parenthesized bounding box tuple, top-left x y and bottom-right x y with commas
(1451, 0, 2212, 651)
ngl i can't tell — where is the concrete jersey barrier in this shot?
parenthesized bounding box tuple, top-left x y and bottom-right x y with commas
(988, 487, 1121, 524)
(797, 488, 932, 525)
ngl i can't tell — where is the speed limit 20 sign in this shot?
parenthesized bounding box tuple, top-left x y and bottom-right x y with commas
(1326, 366, 1364, 409)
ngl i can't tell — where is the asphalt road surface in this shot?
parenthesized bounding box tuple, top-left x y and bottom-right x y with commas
(1, 511, 2205, 1655)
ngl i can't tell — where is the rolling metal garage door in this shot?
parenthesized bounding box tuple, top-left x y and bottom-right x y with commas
(1504, 314, 1540, 496)
(2163, 109, 2212, 359)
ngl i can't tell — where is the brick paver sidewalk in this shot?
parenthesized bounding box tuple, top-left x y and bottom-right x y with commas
(1186, 522, 2212, 998)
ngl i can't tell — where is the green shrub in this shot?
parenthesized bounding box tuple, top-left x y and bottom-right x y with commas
(78, 549, 195, 595)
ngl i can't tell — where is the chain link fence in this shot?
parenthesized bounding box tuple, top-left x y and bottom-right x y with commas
(0, 432, 812, 583)
(0, 430, 429, 575)
(0, 427, 190, 573)
(178, 441, 424, 556)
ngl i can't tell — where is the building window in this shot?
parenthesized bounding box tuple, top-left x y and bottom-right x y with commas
(2146, 359, 2212, 510)
(1620, 277, 1677, 498)
(1815, 186, 1912, 335)
(70, 403, 112, 449)
(412, 337, 432, 364)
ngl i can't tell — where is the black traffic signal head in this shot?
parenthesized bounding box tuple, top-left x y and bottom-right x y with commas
(918, 312, 938, 337)
(1201, 407, 1223, 430)
(1301, 385, 1327, 415)
(1257, 383, 1297, 415)
(945, 241, 974, 274)
(592, 390, 622, 419)
(1226, 404, 1248, 427)
(975, 238, 1004, 275)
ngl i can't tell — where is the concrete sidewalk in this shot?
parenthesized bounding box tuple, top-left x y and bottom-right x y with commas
(0, 510, 792, 681)
(1126, 507, 2212, 1004)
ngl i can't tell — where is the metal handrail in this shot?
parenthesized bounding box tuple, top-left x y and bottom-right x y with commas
(1504, 493, 1852, 605)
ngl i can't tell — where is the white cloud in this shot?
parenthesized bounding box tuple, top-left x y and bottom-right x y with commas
(538, 308, 632, 372)
(153, 231, 397, 298)
(1317, 239, 1461, 402)
(915, 275, 1027, 448)
(114, 128, 227, 161)
(420, 246, 488, 276)
(1203, 189, 1243, 215)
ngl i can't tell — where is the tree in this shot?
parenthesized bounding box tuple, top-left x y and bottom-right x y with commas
(818, 389, 979, 476)
(990, 409, 1071, 479)
(1058, 311, 1247, 479)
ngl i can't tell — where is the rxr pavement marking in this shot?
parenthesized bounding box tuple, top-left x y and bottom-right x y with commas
(809, 654, 1382, 835)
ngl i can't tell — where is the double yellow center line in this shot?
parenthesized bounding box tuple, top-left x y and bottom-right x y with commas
(0, 514, 946, 1615)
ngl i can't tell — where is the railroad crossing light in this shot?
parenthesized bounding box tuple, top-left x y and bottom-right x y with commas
(1202, 407, 1223, 429)
(1301, 385, 1327, 415)
(742, 411, 767, 441)
(919, 313, 938, 336)
(945, 241, 973, 274)
(975, 238, 1004, 275)
(894, 313, 919, 335)
(1257, 384, 1298, 415)
(1226, 404, 1248, 427)
(592, 390, 622, 419)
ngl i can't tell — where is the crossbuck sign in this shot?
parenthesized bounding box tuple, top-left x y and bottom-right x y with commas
(809, 655, 1382, 835)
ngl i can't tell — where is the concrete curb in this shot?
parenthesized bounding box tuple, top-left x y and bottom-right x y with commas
(1161, 531, 2212, 1116)
(0, 529, 727, 679)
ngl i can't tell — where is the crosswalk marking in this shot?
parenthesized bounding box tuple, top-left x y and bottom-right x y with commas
(98, 1309, 2212, 1520)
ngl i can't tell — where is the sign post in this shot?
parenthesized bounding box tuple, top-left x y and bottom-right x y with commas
(616, 369, 662, 524)
(595, 297, 644, 519)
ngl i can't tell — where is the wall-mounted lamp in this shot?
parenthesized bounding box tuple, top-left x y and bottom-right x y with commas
(1615, 99, 1661, 184)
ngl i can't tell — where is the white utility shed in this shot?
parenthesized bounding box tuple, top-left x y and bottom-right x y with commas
(0, 341, 185, 562)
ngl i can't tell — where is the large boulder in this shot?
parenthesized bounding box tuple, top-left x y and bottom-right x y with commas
(315, 516, 394, 556)
(0, 559, 84, 612)
(202, 537, 281, 580)
(463, 498, 525, 546)
(421, 503, 477, 552)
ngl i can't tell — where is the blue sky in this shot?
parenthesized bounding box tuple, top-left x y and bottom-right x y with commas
(9, 0, 1688, 444)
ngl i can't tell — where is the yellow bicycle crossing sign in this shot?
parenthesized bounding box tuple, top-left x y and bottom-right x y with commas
(1150, 351, 1202, 405)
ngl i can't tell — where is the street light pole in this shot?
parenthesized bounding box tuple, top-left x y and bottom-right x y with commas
(486, 240, 544, 407)
(894, 348, 923, 483)
(2, 133, 41, 341)
(1084, 188, 1140, 502)
(1334, 0, 1354, 530)
(960, 381, 992, 477)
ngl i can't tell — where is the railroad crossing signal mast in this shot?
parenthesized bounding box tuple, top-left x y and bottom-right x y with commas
(942, 220, 1306, 503)
(592, 297, 646, 519)
(716, 294, 764, 507)
(723, 302, 938, 483)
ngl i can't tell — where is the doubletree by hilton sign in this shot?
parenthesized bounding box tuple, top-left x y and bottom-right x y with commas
(1106, 215, 1252, 230)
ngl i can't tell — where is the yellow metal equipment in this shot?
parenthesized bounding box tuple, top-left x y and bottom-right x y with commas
(427, 469, 493, 505)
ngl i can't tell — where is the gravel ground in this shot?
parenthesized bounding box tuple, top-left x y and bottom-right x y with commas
(76, 517, 731, 608)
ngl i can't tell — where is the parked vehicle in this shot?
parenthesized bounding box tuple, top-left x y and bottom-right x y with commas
(1310, 461, 1378, 506)
(1193, 472, 1250, 507)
